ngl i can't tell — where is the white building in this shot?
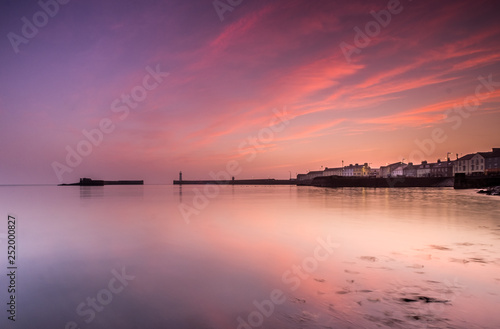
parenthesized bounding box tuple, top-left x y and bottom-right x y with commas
(380, 162, 405, 178)
(392, 165, 405, 177)
(323, 167, 343, 176)
(343, 165, 354, 176)
(343, 163, 370, 176)
(454, 153, 485, 175)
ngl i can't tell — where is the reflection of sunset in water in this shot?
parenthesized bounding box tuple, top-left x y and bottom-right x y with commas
(1, 185, 499, 328)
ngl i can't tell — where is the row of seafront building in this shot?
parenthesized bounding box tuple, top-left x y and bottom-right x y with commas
(297, 148, 500, 182)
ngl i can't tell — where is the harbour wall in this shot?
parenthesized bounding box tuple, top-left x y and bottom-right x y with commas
(453, 173, 500, 189)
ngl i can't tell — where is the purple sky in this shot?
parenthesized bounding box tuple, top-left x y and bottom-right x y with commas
(1, 0, 499, 184)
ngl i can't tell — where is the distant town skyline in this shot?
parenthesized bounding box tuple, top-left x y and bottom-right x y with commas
(296, 147, 499, 180)
(1, 0, 499, 184)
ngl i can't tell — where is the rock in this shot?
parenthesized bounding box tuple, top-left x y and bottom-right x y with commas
(400, 296, 449, 303)
(477, 186, 500, 196)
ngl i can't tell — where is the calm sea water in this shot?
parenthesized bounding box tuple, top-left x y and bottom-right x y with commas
(0, 185, 499, 329)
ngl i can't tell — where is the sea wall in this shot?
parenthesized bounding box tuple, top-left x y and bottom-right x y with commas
(173, 179, 294, 185)
(309, 176, 453, 188)
(454, 173, 500, 189)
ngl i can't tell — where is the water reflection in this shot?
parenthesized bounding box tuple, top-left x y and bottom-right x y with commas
(0, 185, 499, 328)
(79, 185, 144, 199)
(80, 186, 104, 198)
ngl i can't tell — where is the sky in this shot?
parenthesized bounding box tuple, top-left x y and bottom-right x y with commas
(0, 0, 499, 184)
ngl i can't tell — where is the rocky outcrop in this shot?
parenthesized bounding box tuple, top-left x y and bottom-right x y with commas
(477, 186, 500, 196)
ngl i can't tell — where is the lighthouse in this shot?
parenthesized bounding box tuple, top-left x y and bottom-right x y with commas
(179, 171, 183, 184)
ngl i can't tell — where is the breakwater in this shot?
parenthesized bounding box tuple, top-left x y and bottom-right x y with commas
(59, 178, 144, 186)
(173, 179, 295, 185)
(173, 174, 500, 189)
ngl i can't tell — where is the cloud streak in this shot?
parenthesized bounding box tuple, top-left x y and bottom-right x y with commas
(0, 0, 499, 183)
